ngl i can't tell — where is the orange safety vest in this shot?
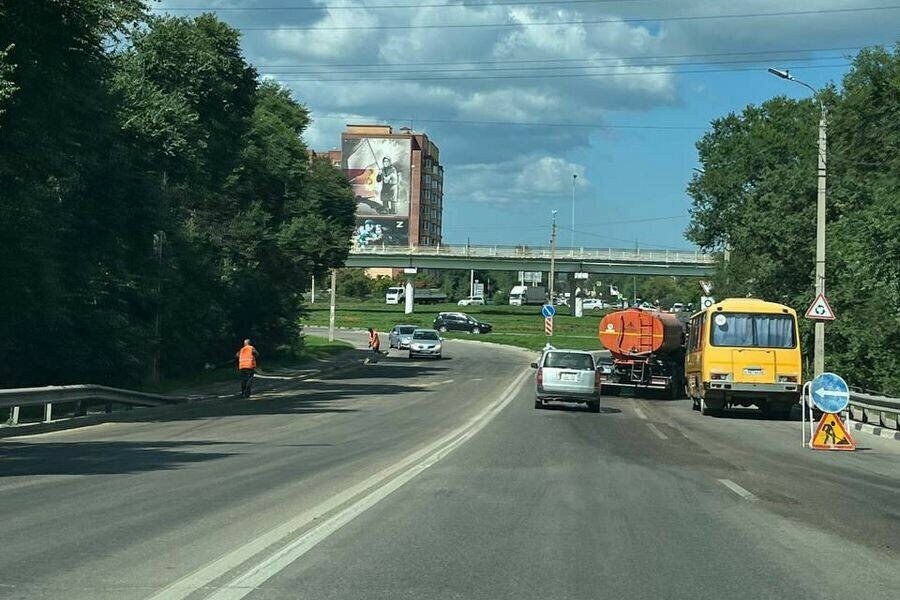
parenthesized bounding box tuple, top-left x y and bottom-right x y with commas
(238, 345, 257, 369)
(369, 330, 379, 348)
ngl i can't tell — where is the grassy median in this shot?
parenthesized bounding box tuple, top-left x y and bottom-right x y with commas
(302, 300, 609, 352)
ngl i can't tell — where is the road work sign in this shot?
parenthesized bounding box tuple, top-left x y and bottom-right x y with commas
(810, 372, 850, 413)
(811, 413, 856, 451)
(541, 304, 556, 318)
(544, 317, 553, 336)
(805, 293, 835, 320)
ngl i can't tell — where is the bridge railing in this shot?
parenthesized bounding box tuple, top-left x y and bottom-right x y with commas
(351, 243, 716, 264)
(0, 384, 191, 427)
(847, 389, 900, 432)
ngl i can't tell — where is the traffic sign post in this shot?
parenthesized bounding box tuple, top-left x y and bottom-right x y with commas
(544, 316, 553, 336)
(805, 293, 835, 321)
(803, 372, 855, 451)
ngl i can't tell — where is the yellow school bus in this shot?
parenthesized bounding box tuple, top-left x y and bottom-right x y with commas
(685, 298, 801, 418)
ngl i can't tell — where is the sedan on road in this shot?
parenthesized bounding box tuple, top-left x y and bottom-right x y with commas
(388, 324, 418, 349)
(532, 348, 601, 412)
(409, 329, 443, 359)
(433, 312, 493, 334)
(457, 295, 485, 306)
(581, 298, 608, 311)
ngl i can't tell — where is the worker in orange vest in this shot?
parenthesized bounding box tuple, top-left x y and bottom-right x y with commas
(367, 328, 381, 361)
(236, 338, 260, 398)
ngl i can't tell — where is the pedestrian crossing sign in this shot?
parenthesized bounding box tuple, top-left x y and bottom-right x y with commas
(811, 413, 856, 451)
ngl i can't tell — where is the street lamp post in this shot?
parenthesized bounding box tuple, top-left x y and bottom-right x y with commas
(549, 210, 558, 305)
(571, 173, 577, 249)
(768, 67, 827, 377)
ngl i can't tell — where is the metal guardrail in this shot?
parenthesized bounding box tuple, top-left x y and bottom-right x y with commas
(351, 243, 716, 264)
(848, 390, 900, 431)
(0, 385, 191, 426)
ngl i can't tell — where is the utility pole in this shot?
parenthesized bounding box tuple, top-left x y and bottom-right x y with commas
(151, 230, 166, 384)
(571, 173, 577, 249)
(768, 67, 827, 377)
(549, 210, 558, 305)
(311, 274, 316, 304)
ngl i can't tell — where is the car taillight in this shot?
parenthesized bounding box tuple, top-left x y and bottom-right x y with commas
(710, 372, 731, 381)
(778, 374, 799, 383)
(536, 367, 543, 387)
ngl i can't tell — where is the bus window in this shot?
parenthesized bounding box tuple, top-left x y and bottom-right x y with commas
(711, 313, 795, 348)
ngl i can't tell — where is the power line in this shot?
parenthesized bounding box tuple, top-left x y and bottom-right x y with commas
(158, 0, 650, 12)
(238, 5, 900, 31)
(261, 54, 850, 76)
(309, 113, 708, 130)
(255, 44, 872, 69)
(274, 62, 851, 82)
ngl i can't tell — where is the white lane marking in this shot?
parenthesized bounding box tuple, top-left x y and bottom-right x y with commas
(148, 369, 530, 600)
(718, 479, 757, 501)
(646, 423, 668, 440)
(412, 379, 455, 388)
(633, 408, 648, 420)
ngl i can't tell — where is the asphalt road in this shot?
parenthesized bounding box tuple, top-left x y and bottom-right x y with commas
(1, 333, 898, 600)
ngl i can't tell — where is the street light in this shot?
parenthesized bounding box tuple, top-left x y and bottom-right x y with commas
(769, 66, 827, 377)
(571, 173, 577, 249)
(550, 210, 558, 306)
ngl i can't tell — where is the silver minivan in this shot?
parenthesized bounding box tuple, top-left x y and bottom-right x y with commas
(531, 349, 600, 412)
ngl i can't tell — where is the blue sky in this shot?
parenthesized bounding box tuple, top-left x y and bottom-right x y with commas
(156, 1, 898, 250)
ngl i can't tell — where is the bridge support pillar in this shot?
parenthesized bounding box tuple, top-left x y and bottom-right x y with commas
(569, 273, 577, 317)
(404, 268, 417, 315)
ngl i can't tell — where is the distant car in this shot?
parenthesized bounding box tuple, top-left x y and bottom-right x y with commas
(433, 312, 493, 334)
(531, 348, 601, 412)
(388, 324, 418, 349)
(669, 303, 685, 312)
(457, 295, 485, 306)
(408, 328, 442, 359)
(581, 298, 607, 311)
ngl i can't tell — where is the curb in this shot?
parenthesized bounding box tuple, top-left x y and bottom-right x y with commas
(0, 355, 361, 440)
(848, 421, 900, 441)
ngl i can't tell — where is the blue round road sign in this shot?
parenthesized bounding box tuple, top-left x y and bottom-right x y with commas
(541, 304, 556, 318)
(810, 372, 849, 413)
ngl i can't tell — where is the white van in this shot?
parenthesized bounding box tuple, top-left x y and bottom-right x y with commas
(385, 287, 405, 304)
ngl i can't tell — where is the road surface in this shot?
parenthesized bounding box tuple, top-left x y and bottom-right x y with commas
(1, 332, 897, 599)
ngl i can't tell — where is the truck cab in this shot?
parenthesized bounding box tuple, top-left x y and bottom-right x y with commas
(385, 287, 405, 304)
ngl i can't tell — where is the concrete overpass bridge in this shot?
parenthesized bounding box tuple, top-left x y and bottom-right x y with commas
(347, 244, 717, 277)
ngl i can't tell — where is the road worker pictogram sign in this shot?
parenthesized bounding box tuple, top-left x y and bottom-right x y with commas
(811, 413, 856, 451)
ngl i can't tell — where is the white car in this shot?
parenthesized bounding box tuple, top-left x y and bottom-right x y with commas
(581, 298, 607, 311)
(457, 295, 485, 306)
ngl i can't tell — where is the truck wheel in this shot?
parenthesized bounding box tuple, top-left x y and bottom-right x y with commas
(700, 397, 722, 417)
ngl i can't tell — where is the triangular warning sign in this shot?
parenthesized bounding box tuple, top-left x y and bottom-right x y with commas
(811, 414, 856, 451)
(805, 293, 836, 320)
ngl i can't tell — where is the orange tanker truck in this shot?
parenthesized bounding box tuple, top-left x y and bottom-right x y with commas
(598, 307, 687, 398)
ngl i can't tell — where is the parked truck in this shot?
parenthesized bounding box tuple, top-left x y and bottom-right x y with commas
(597, 307, 685, 398)
(509, 285, 547, 306)
(385, 286, 448, 305)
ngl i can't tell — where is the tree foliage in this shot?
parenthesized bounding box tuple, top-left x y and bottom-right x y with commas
(0, 4, 355, 385)
(687, 44, 900, 393)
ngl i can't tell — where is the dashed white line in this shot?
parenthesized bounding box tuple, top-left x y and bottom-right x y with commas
(646, 423, 668, 440)
(718, 479, 757, 501)
(633, 408, 648, 420)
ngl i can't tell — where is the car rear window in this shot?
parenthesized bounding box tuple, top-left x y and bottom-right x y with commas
(543, 352, 594, 370)
(398, 327, 416, 334)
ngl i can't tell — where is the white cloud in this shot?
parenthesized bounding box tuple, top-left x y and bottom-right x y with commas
(267, 4, 379, 60)
(448, 155, 589, 205)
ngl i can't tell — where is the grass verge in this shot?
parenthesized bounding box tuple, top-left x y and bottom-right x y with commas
(302, 300, 608, 352)
(144, 335, 354, 393)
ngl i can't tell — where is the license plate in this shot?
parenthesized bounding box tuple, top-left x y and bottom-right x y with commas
(560, 373, 577, 381)
(743, 367, 764, 375)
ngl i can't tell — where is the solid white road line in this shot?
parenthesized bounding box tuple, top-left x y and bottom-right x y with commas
(718, 479, 757, 501)
(634, 408, 648, 420)
(147, 368, 530, 600)
(646, 423, 668, 440)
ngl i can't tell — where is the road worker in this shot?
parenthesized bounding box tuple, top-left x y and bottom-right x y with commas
(236, 339, 260, 398)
